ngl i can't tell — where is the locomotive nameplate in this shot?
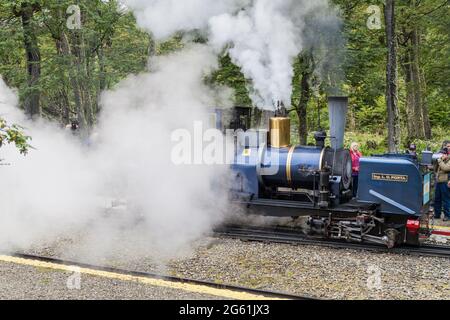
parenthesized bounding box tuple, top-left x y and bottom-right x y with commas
(372, 173, 408, 183)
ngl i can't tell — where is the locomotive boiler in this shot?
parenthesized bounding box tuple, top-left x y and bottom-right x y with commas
(229, 97, 432, 248)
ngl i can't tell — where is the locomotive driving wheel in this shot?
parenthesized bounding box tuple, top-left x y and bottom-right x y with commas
(384, 228, 400, 249)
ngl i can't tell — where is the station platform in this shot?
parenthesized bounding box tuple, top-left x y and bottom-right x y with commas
(431, 224, 450, 237)
(0, 255, 278, 300)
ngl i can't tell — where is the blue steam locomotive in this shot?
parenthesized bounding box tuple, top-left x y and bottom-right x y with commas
(226, 97, 432, 248)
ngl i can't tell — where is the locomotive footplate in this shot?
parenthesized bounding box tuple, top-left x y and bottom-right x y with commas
(338, 199, 379, 211)
(234, 198, 379, 218)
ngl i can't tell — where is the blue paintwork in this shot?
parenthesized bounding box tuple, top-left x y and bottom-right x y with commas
(262, 146, 323, 189)
(231, 163, 259, 198)
(357, 156, 425, 216)
(260, 147, 290, 188)
(230, 141, 428, 218)
(370, 153, 419, 165)
(230, 145, 326, 198)
(231, 147, 260, 198)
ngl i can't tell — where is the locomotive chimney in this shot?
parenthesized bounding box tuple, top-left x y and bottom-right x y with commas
(328, 96, 348, 150)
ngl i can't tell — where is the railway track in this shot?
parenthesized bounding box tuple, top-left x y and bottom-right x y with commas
(6, 253, 314, 300)
(214, 225, 450, 259)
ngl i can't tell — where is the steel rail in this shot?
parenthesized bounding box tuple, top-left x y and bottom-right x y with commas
(7, 252, 315, 300)
(214, 225, 450, 259)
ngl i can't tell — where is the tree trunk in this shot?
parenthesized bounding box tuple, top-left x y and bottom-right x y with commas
(70, 30, 93, 132)
(54, 32, 72, 125)
(51, 7, 85, 129)
(296, 72, 311, 145)
(384, 0, 401, 153)
(56, 32, 84, 128)
(294, 54, 314, 145)
(410, 27, 425, 138)
(18, 3, 41, 120)
(98, 46, 107, 93)
(59, 88, 71, 124)
(399, 0, 431, 140)
(411, 26, 432, 139)
(147, 34, 156, 57)
(419, 69, 432, 139)
(402, 46, 417, 140)
(349, 103, 356, 132)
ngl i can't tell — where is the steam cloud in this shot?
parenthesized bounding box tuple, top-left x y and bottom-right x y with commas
(122, 0, 341, 108)
(123, 0, 250, 40)
(0, 0, 342, 260)
(0, 46, 231, 258)
(209, 0, 335, 108)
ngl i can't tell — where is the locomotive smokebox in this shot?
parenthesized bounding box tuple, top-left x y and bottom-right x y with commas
(328, 96, 348, 150)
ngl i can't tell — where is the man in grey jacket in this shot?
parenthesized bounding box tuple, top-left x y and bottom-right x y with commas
(434, 147, 450, 221)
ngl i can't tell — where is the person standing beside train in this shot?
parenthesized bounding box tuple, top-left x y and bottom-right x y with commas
(350, 142, 362, 198)
(446, 142, 450, 189)
(434, 147, 450, 221)
(406, 143, 418, 159)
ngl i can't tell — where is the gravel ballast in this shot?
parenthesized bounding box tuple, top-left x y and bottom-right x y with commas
(16, 233, 450, 300)
(0, 260, 221, 300)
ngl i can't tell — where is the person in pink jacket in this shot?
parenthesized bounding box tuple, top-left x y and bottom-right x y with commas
(350, 142, 362, 198)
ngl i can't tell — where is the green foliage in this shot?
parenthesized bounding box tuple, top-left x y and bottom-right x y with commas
(0, 118, 32, 155)
(209, 54, 252, 106)
(156, 35, 184, 55)
(344, 126, 449, 157)
(0, 0, 447, 145)
(407, 126, 449, 153)
(0, 0, 151, 123)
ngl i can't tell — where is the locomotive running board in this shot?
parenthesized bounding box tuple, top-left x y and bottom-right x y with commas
(233, 198, 378, 218)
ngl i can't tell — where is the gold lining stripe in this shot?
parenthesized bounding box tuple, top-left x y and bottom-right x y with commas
(0, 255, 285, 300)
(286, 146, 296, 185)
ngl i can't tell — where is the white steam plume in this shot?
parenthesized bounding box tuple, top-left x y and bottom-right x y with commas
(122, 0, 250, 40)
(121, 0, 341, 109)
(0, 45, 232, 258)
(209, 0, 337, 108)
(1, 78, 103, 249)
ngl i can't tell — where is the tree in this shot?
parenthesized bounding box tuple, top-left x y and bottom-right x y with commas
(384, 0, 401, 152)
(12, 1, 42, 120)
(0, 0, 447, 152)
(0, 0, 150, 130)
(398, 0, 433, 140)
(209, 54, 252, 107)
(291, 53, 315, 145)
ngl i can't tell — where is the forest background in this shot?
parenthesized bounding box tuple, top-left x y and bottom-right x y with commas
(0, 0, 448, 155)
